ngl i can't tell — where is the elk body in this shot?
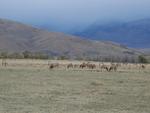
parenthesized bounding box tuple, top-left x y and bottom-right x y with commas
(100, 63, 109, 72)
(80, 63, 87, 69)
(109, 63, 119, 72)
(67, 63, 74, 69)
(2, 59, 8, 67)
(49, 63, 59, 69)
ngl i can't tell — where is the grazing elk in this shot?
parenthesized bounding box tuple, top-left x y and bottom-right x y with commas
(109, 63, 118, 72)
(74, 64, 79, 68)
(139, 64, 146, 70)
(49, 63, 59, 69)
(87, 63, 96, 69)
(2, 59, 8, 67)
(100, 63, 109, 72)
(80, 63, 87, 69)
(67, 63, 74, 69)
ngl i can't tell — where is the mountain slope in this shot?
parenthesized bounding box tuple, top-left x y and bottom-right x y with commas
(0, 18, 142, 59)
(76, 19, 150, 48)
(140, 49, 150, 55)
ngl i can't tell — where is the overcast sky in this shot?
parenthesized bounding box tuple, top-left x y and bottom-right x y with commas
(1, 0, 150, 32)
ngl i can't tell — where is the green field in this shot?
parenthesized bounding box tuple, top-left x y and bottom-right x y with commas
(0, 60, 150, 113)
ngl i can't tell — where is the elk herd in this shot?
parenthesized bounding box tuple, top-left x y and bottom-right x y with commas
(48, 61, 147, 72)
(0, 59, 147, 72)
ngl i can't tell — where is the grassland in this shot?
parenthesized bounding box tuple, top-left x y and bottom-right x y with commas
(0, 59, 150, 113)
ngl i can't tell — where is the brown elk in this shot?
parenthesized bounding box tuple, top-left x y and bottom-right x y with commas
(87, 63, 96, 69)
(2, 59, 8, 67)
(73, 64, 79, 68)
(139, 64, 146, 70)
(109, 63, 118, 72)
(100, 63, 109, 72)
(80, 63, 87, 69)
(67, 63, 74, 69)
(49, 63, 59, 69)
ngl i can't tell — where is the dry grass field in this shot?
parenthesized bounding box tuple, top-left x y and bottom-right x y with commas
(0, 59, 150, 113)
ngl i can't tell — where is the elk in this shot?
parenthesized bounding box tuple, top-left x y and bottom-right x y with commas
(109, 63, 118, 72)
(139, 64, 146, 70)
(49, 63, 59, 69)
(80, 63, 87, 69)
(87, 63, 96, 69)
(2, 59, 8, 67)
(67, 63, 74, 69)
(100, 63, 109, 72)
(73, 64, 80, 69)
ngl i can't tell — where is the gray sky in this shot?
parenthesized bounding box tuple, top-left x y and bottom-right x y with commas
(1, 0, 150, 32)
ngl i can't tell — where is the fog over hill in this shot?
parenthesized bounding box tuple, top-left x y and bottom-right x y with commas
(75, 19, 150, 48)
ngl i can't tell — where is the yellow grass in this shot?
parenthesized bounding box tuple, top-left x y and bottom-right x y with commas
(0, 59, 150, 113)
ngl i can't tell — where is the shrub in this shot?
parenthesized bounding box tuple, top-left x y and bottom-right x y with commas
(138, 55, 148, 64)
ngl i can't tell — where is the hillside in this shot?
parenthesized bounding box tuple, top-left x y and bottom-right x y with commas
(75, 19, 150, 48)
(140, 49, 150, 55)
(0, 18, 142, 60)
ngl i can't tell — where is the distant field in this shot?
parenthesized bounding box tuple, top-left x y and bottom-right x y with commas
(0, 59, 150, 113)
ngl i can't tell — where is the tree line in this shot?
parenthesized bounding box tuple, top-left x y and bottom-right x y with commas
(0, 51, 149, 63)
(0, 51, 49, 59)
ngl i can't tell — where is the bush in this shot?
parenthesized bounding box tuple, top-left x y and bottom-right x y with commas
(0, 52, 8, 58)
(138, 55, 148, 64)
(57, 55, 69, 60)
(22, 51, 31, 58)
(9, 52, 24, 59)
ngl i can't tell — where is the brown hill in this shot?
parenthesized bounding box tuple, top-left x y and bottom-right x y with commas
(0, 18, 142, 60)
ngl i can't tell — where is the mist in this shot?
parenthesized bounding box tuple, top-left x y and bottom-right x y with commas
(0, 0, 150, 32)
